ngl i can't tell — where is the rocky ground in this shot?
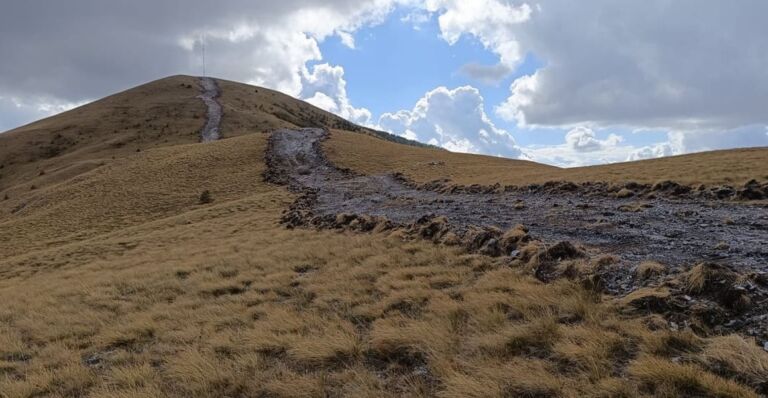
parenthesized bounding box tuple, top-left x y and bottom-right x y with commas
(265, 127, 768, 347)
(198, 77, 221, 142)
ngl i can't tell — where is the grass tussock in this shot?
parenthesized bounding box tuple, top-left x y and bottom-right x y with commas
(629, 356, 758, 397)
(635, 261, 666, 280)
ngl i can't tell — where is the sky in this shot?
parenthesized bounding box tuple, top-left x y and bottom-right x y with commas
(1, 1, 767, 167)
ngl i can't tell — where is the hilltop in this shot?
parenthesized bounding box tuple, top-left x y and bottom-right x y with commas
(0, 75, 426, 197)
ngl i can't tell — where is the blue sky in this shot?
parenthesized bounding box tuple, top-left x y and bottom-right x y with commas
(2, 1, 767, 166)
(314, 6, 668, 155)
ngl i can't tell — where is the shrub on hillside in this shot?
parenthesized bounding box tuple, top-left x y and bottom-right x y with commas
(199, 190, 213, 204)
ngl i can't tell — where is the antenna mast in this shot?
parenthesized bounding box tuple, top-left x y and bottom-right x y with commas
(201, 33, 206, 77)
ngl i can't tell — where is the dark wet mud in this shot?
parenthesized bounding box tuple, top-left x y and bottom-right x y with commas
(265, 128, 768, 343)
(198, 77, 222, 142)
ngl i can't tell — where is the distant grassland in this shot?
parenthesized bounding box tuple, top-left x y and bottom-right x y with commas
(326, 129, 768, 187)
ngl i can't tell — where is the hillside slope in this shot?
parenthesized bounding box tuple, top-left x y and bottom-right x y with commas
(0, 75, 425, 199)
(1, 76, 766, 397)
(2, 129, 765, 398)
(326, 129, 768, 187)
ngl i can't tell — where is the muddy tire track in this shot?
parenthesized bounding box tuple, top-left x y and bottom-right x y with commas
(265, 128, 768, 342)
(198, 77, 222, 142)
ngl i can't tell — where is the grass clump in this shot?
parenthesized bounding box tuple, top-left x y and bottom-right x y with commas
(635, 261, 666, 280)
(199, 189, 213, 204)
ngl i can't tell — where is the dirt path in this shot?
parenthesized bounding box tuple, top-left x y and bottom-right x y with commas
(266, 128, 768, 341)
(198, 77, 222, 142)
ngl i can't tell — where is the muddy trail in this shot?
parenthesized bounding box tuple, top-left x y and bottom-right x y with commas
(198, 77, 222, 142)
(266, 128, 768, 342)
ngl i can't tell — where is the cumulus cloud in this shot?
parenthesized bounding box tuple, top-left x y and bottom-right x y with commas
(564, 127, 622, 153)
(495, 72, 538, 125)
(0, 0, 398, 130)
(300, 63, 372, 125)
(485, 1, 768, 133)
(425, 0, 531, 68)
(627, 143, 676, 161)
(424, 0, 768, 154)
(625, 125, 768, 162)
(525, 127, 636, 166)
(378, 86, 524, 158)
(425, 0, 531, 83)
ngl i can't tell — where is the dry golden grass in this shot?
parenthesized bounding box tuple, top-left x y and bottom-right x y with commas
(0, 76, 204, 196)
(326, 129, 768, 186)
(325, 129, 559, 186)
(0, 76, 400, 205)
(635, 261, 666, 280)
(0, 76, 766, 397)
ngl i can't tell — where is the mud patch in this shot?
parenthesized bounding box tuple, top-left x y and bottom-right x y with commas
(264, 128, 768, 344)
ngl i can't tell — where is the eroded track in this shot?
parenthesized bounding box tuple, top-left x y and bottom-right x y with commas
(198, 77, 222, 142)
(267, 128, 767, 275)
(265, 128, 768, 340)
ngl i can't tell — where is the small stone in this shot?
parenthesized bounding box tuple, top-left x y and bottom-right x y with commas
(764, 342, 768, 352)
(509, 250, 520, 258)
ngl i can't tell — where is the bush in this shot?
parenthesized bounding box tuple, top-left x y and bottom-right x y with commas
(199, 190, 213, 204)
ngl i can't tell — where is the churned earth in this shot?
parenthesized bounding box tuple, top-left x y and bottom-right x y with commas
(265, 127, 768, 341)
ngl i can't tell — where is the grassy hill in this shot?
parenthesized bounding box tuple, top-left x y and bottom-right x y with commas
(326, 129, 768, 187)
(0, 76, 766, 397)
(0, 76, 426, 197)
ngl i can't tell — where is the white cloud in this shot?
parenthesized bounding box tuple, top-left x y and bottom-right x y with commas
(425, 0, 531, 68)
(378, 85, 524, 158)
(525, 127, 637, 167)
(525, 143, 638, 167)
(300, 63, 372, 125)
(496, 72, 538, 125)
(627, 143, 676, 161)
(668, 125, 768, 153)
(424, 0, 768, 155)
(484, 1, 768, 133)
(0, 0, 399, 131)
(400, 9, 432, 30)
(337, 31, 356, 48)
(424, 0, 531, 84)
(564, 127, 623, 153)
